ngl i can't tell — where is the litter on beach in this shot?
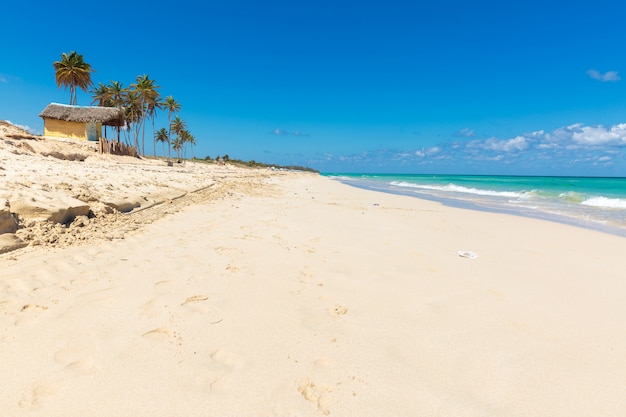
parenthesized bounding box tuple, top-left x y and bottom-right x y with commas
(457, 250, 479, 259)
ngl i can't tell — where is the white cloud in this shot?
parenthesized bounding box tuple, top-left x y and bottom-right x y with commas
(549, 123, 626, 146)
(415, 147, 441, 157)
(274, 128, 310, 137)
(569, 123, 626, 146)
(478, 136, 530, 152)
(467, 124, 626, 153)
(587, 69, 621, 82)
(537, 143, 558, 150)
(455, 128, 476, 137)
(0, 76, 7, 83)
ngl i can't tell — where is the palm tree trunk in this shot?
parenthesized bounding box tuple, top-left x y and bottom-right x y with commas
(140, 112, 145, 156)
(152, 116, 157, 157)
(167, 115, 172, 160)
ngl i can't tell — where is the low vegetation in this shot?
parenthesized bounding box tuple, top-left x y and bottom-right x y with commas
(198, 155, 319, 173)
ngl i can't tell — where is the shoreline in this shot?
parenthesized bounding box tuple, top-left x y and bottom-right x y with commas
(2, 168, 626, 416)
(329, 174, 626, 238)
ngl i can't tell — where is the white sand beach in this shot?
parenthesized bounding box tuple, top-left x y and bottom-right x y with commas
(1, 123, 625, 416)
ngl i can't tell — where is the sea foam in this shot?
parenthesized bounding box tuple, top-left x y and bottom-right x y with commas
(390, 181, 530, 198)
(581, 197, 626, 209)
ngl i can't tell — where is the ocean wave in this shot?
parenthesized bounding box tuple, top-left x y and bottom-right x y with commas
(390, 181, 532, 198)
(558, 191, 587, 203)
(327, 175, 352, 180)
(581, 197, 626, 209)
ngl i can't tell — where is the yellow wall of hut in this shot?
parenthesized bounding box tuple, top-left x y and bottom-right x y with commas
(43, 118, 102, 141)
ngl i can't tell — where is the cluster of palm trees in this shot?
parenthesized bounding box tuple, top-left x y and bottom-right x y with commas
(91, 79, 194, 159)
(54, 51, 195, 159)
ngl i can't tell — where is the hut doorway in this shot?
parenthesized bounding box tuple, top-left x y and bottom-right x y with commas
(86, 122, 98, 141)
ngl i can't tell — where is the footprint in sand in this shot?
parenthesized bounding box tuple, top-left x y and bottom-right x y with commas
(73, 287, 117, 308)
(298, 379, 333, 416)
(139, 297, 168, 319)
(154, 280, 174, 294)
(20, 303, 48, 312)
(211, 350, 243, 369)
(214, 246, 236, 254)
(181, 294, 219, 316)
(63, 358, 99, 375)
(313, 357, 335, 369)
(182, 294, 209, 305)
(14, 304, 49, 326)
(54, 347, 99, 375)
(141, 327, 171, 342)
(299, 268, 315, 282)
(194, 350, 244, 391)
(18, 382, 58, 410)
(328, 305, 348, 318)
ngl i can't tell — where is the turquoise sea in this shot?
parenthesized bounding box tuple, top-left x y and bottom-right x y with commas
(325, 174, 626, 237)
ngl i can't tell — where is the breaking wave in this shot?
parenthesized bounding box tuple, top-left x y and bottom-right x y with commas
(581, 197, 626, 209)
(390, 181, 532, 199)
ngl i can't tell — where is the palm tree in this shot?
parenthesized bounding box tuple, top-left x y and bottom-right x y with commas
(180, 129, 196, 160)
(108, 81, 126, 107)
(91, 82, 111, 106)
(155, 127, 169, 156)
(124, 90, 143, 147)
(90, 82, 112, 138)
(131, 74, 160, 155)
(147, 97, 162, 157)
(107, 81, 127, 143)
(170, 116, 186, 161)
(186, 131, 196, 160)
(162, 96, 181, 160)
(171, 137, 183, 161)
(53, 51, 94, 105)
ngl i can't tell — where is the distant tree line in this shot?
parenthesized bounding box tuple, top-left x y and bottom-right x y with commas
(200, 154, 319, 173)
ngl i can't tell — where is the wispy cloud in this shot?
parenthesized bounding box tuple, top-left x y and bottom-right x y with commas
(0, 73, 21, 84)
(470, 136, 531, 152)
(454, 128, 476, 138)
(415, 147, 441, 157)
(587, 69, 621, 82)
(273, 128, 289, 135)
(273, 128, 310, 137)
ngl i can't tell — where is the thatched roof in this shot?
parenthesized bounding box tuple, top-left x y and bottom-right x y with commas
(39, 103, 124, 126)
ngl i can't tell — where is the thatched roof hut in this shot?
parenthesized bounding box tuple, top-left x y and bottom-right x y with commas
(40, 103, 125, 142)
(39, 103, 124, 127)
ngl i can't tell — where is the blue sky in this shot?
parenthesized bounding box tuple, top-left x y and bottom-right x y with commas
(2, 0, 626, 175)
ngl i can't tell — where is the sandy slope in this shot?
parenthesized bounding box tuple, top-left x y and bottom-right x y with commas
(0, 120, 269, 253)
